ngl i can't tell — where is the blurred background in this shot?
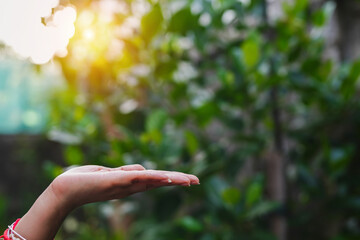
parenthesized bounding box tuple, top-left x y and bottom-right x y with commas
(1, 0, 360, 239)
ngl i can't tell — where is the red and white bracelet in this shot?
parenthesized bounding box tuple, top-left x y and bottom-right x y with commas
(0, 219, 26, 240)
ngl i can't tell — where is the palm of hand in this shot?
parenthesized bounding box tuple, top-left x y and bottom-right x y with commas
(50, 164, 199, 209)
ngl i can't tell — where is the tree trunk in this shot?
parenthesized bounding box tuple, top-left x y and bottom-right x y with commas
(265, 88, 287, 240)
(263, 1, 287, 240)
(336, 0, 360, 61)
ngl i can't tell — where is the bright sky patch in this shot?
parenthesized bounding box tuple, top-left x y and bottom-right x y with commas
(0, 0, 76, 64)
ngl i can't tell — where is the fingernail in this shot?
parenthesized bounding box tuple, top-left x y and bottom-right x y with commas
(161, 179, 172, 183)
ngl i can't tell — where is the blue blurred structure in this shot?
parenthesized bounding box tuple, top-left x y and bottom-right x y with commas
(0, 56, 63, 134)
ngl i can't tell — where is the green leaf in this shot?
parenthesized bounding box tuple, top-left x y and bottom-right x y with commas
(241, 37, 260, 69)
(146, 109, 168, 132)
(65, 146, 84, 165)
(294, 0, 308, 13)
(283, 0, 308, 15)
(246, 182, 262, 207)
(218, 68, 235, 87)
(348, 60, 360, 82)
(247, 201, 279, 219)
(43, 161, 64, 179)
(222, 187, 241, 205)
(155, 60, 178, 79)
(168, 8, 199, 35)
(178, 216, 203, 232)
(205, 176, 228, 207)
(312, 9, 326, 27)
(195, 102, 219, 126)
(341, 60, 360, 99)
(185, 130, 199, 154)
(141, 4, 164, 44)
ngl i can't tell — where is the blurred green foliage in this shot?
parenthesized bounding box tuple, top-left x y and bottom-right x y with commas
(8, 0, 359, 239)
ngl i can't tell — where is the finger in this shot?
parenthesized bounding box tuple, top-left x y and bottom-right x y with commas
(110, 178, 195, 199)
(127, 180, 188, 196)
(157, 171, 200, 185)
(161, 172, 191, 186)
(190, 176, 200, 185)
(115, 164, 146, 171)
(181, 173, 200, 185)
(106, 170, 170, 187)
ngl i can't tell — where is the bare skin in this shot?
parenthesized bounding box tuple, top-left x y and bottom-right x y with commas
(12, 164, 199, 240)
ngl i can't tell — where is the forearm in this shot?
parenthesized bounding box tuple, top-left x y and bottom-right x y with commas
(14, 185, 72, 240)
(5, 165, 199, 240)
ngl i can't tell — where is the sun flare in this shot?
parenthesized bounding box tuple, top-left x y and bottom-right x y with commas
(0, 0, 76, 64)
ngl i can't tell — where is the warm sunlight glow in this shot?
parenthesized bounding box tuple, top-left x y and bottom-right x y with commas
(0, 0, 76, 64)
(83, 29, 95, 41)
(0, 0, 149, 65)
(70, 8, 122, 63)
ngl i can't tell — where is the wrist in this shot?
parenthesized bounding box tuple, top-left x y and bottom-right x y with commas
(13, 185, 72, 240)
(49, 179, 77, 213)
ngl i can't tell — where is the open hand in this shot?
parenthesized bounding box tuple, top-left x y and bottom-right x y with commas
(15, 164, 199, 240)
(50, 164, 200, 209)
